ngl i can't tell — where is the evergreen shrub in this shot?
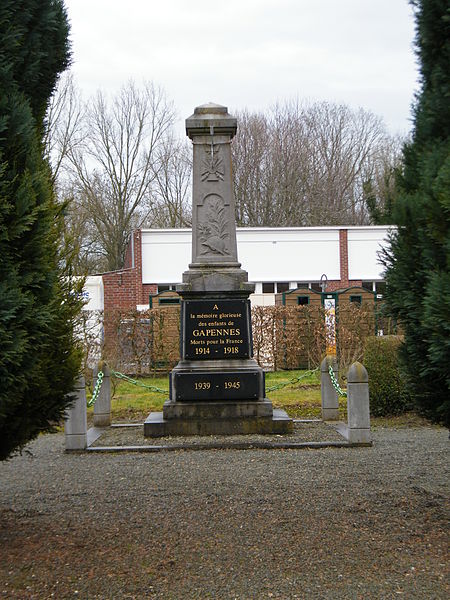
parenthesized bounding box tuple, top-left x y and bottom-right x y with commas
(0, 1, 83, 460)
(364, 336, 410, 417)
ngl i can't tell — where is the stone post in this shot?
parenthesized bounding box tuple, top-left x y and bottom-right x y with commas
(93, 363, 111, 427)
(346, 361, 371, 444)
(321, 355, 339, 420)
(65, 375, 87, 450)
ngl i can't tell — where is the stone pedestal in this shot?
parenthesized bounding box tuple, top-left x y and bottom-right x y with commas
(321, 355, 339, 420)
(144, 104, 292, 437)
(65, 376, 87, 450)
(143, 293, 292, 437)
(93, 363, 111, 428)
(346, 362, 371, 444)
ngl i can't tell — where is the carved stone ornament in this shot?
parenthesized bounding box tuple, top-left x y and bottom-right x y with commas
(198, 194, 230, 256)
(201, 143, 224, 182)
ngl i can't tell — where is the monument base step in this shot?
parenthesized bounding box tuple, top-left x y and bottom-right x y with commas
(163, 399, 273, 420)
(143, 408, 293, 437)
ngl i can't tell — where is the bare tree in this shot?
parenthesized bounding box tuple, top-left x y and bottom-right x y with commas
(363, 134, 405, 223)
(58, 181, 105, 274)
(232, 100, 400, 226)
(64, 80, 176, 271)
(44, 72, 84, 185)
(147, 135, 192, 228)
(47, 83, 401, 273)
(232, 110, 272, 225)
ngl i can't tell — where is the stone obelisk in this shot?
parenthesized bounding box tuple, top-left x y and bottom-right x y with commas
(144, 103, 292, 436)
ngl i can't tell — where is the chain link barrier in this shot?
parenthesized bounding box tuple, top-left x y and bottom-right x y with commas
(110, 369, 169, 394)
(90, 367, 320, 399)
(328, 364, 347, 397)
(265, 368, 319, 392)
(87, 370, 104, 407)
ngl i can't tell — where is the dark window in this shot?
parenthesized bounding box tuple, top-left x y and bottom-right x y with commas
(376, 281, 386, 295)
(297, 282, 309, 289)
(350, 295, 362, 305)
(362, 281, 373, 291)
(311, 282, 322, 292)
(297, 296, 310, 306)
(158, 284, 170, 292)
(277, 282, 289, 293)
(159, 297, 180, 305)
(262, 282, 275, 293)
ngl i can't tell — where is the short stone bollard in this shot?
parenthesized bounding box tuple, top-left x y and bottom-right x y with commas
(65, 375, 87, 450)
(93, 363, 111, 427)
(346, 361, 371, 444)
(321, 355, 339, 420)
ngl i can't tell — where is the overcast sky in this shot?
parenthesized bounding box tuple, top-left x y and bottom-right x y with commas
(64, 0, 419, 137)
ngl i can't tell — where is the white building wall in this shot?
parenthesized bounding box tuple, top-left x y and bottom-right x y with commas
(81, 276, 104, 366)
(81, 227, 393, 326)
(347, 227, 392, 281)
(141, 230, 191, 284)
(141, 227, 342, 285)
(250, 293, 276, 306)
(237, 228, 340, 282)
(83, 276, 104, 310)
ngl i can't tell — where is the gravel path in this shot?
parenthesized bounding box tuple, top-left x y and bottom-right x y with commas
(91, 421, 345, 449)
(0, 426, 448, 599)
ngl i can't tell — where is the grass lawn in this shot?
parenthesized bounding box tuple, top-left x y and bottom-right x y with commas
(87, 369, 432, 427)
(87, 369, 347, 422)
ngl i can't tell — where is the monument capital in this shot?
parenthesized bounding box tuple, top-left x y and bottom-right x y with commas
(186, 102, 237, 139)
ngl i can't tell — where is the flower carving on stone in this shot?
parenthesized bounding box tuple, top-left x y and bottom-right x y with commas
(198, 195, 230, 256)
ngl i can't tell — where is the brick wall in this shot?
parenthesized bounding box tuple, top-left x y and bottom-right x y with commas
(133, 230, 144, 305)
(102, 231, 159, 347)
(315, 230, 361, 292)
(339, 229, 349, 288)
(336, 228, 362, 290)
(103, 230, 159, 312)
(103, 268, 137, 311)
(142, 284, 158, 303)
(123, 233, 133, 269)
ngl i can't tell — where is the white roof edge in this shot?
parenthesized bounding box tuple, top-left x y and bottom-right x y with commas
(141, 225, 395, 234)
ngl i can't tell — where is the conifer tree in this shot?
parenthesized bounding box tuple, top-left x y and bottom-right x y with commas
(383, 0, 450, 425)
(0, 1, 83, 459)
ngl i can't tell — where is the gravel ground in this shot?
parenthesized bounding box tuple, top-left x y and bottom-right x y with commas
(91, 421, 345, 448)
(0, 426, 448, 599)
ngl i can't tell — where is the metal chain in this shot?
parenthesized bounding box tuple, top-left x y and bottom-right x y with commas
(87, 370, 104, 407)
(328, 364, 347, 397)
(110, 369, 169, 394)
(108, 368, 319, 396)
(266, 368, 319, 392)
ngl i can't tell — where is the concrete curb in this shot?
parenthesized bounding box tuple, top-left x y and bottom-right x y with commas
(84, 440, 367, 453)
(64, 422, 373, 453)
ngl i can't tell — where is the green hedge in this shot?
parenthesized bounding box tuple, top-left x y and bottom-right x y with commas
(364, 336, 410, 417)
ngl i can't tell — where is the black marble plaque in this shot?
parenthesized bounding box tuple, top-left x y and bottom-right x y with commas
(173, 371, 260, 401)
(183, 299, 251, 360)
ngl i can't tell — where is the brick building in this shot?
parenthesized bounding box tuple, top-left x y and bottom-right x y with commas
(81, 226, 393, 368)
(86, 225, 392, 313)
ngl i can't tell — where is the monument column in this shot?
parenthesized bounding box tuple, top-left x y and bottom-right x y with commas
(180, 102, 252, 293)
(144, 103, 292, 437)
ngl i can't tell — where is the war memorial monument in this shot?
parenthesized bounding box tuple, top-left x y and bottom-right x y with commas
(144, 103, 292, 436)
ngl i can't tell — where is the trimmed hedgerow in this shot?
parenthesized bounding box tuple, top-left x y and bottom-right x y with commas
(364, 336, 410, 417)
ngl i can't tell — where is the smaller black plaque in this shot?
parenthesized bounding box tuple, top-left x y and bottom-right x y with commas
(174, 371, 260, 401)
(183, 299, 251, 360)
